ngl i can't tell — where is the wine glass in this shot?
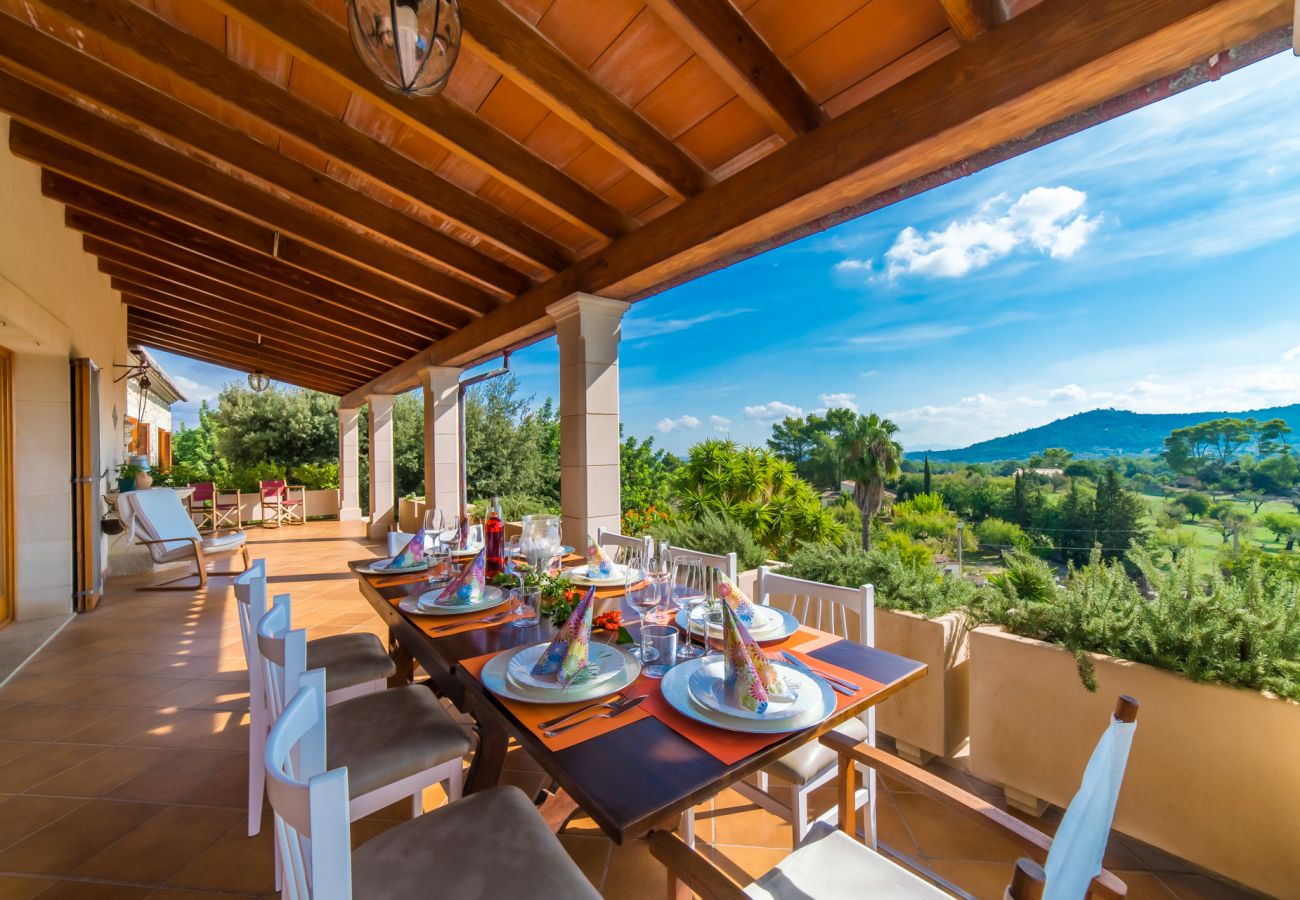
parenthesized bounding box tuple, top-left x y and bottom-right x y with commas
(438, 512, 462, 552)
(422, 508, 444, 554)
(672, 556, 707, 659)
(627, 565, 659, 663)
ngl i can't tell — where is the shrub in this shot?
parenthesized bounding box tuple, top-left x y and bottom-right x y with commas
(290, 462, 339, 490)
(973, 517, 1032, 551)
(219, 461, 286, 493)
(892, 493, 975, 554)
(165, 461, 210, 487)
(783, 543, 976, 618)
(648, 512, 767, 571)
(622, 506, 670, 537)
(471, 494, 560, 521)
(977, 548, 1300, 699)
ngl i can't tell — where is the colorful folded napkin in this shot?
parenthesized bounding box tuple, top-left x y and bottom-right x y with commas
(386, 530, 425, 569)
(532, 586, 595, 685)
(722, 600, 787, 715)
(586, 535, 614, 577)
(715, 573, 757, 625)
(438, 547, 486, 606)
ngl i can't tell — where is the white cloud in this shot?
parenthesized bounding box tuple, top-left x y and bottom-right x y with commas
(833, 258, 873, 275)
(708, 415, 731, 432)
(877, 186, 1099, 279)
(818, 392, 858, 413)
(656, 415, 700, 434)
(624, 308, 753, 340)
(850, 323, 971, 350)
(861, 370, 879, 378)
(744, 401, 803, 423)
(1283, 345, 1300, 362)
(171, 374, 218, 403)
(1048, 384, 1088, 402)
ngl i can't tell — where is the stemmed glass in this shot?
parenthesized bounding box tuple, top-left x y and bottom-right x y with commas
(672, 556, 708, 659)
(627, 564, 660, 663)
(438, 513, 462, 554)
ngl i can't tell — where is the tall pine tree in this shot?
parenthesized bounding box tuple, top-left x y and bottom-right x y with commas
(923, 455, 932, 495)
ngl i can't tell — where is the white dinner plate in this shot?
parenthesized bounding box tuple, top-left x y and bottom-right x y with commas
(357, 556, 430, 575)
(566, 563, 637, 586)
(399, 586, 506, 616)
(450, 543, 486, 558)
(686, 659, 820, 722)
(481, 641, 640, 704)
(507, 641, 625, 691)
(660, 656, 837, 734)
(676, 604, 797, 642)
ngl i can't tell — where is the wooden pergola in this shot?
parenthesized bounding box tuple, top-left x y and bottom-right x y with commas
(0, 0, 1289, 399)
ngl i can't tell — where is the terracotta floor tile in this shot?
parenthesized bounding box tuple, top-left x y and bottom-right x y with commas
(144, 890, 258, 899)
(146, 680, 248, 712)
(73, 804, 242, 884)
(28, 880, 153, 899)
(891, 790, 1025, 864)
(558, 832, 612, 889)
(711, 788, 791, 849)
(1157, 872, 1261, 900)
(0, 796, 86, 854)
(0, 676, 90, 705)
(0, 743, 107, 793)
(0, 798, 164, 874)
(600, 837, 669, 899)
(32, 746, 176, 799)
(164, 819, 277, 895)
(0, 876, 53, 900)
(0, 705, 117, 742)
(924, 857, 1022, 899)
(713, 844, 787, 884)
(107, 748, 245, 805)
(1112, 871, 1181, 900)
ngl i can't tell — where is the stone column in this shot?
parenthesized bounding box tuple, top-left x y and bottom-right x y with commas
(337, 406, 363, 521)
(422, 366, 463, 519)
(367, 394, 395, 540)
(546, 294, 630, 548)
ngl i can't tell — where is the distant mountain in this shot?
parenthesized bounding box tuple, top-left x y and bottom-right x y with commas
(923, 404, 1300, 463)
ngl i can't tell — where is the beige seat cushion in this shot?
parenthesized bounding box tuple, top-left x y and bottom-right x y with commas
(745, 822, 948, 899)
(352, 786, 601, 899)
(308, 632, 396, 693)
(763, 716, 870, 785)
(328, 685, 470, 798)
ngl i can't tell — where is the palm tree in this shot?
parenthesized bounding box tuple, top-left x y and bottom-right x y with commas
(836, 413, 903, 550)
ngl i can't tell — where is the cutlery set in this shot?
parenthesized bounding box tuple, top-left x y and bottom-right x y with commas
(541, 694, 646, 737)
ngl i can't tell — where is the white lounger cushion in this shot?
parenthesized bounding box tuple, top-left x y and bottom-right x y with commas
(745, 822, 946, 899)
(126, 488, 246, 563)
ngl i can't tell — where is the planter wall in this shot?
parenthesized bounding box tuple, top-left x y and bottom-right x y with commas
(969, 626, 1300, 897)
(398, 497, 426, 533)
(225, 489, 341, 524)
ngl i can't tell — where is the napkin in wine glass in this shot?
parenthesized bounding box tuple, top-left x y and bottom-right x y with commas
(722, 600, 788, 714)
(386, 529, 425, 569)
(715, 573, 757, 625)
(532, 586, 595, 685)
(585, 534, 615, 577)
(437, 547, 486, 606)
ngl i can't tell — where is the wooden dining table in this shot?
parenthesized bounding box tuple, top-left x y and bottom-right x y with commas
(350, 558, 927, 844)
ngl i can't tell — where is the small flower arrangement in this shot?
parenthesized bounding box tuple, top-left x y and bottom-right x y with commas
(621, 506, 669, 535)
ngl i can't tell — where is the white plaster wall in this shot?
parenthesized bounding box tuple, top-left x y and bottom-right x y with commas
(125, 377, 176, 468)
(0, 114, 129, 619)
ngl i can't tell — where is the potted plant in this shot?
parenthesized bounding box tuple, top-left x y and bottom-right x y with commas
(116, 461, 142, 493)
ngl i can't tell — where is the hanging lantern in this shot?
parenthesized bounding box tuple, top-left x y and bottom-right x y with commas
(248, 334, 271, 393)
(346, 0, 462, 97)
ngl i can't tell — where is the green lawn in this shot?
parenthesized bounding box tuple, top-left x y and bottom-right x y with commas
(1138, 491, 1296, 567)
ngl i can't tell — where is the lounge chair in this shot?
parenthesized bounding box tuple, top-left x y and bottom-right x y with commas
(119, 487, 251, 591)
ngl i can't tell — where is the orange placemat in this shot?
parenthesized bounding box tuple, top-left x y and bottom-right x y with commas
(402, 604, 527, 637)
(460, 649, 653, 752)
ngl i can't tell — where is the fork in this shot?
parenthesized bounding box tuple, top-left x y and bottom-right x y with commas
(781, 651, 861, 693)
(538, 693, 627, 730)
(543, 695, 646, 737)
(431, 611, 509, 633)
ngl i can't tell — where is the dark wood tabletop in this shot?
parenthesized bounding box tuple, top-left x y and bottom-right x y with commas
(350, 559, 927, 844)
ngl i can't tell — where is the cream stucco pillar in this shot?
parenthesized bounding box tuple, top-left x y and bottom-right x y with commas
(422, 366, 462, 518)
(337, 406, 363, 522)
(546, 294, 630, 548)
(367, 394, 395, 540)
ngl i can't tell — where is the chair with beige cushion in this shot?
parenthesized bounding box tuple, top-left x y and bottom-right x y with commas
(255, 597, 469, 835)
(652, 697, 1139, 900)
(265, 667, 601, 900)
(119, 487, 250, 591)
(235, 561, 398, 836)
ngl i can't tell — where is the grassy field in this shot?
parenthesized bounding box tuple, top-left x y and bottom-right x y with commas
(1138, 491, 1297, 567)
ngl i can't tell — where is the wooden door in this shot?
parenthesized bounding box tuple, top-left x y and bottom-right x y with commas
(71, 358, 101, 612)
(0, 348, 12, 626)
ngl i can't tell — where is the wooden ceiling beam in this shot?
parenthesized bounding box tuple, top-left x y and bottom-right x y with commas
(120, 291, 375, 382)
(108, 275, 392, 374)
(127, 318, 354, 395)
(207, 0, 634, 240)
(460, 0, 710, 200)
(938, 0, 1005, 42)
(30, 0, 569, 275)
(0, 15, 522, 300)
(61, 200, 466, 334)
(643, 0, 825, 140)
(39, 167, 470, 332)
(342, 0, 1288, 406)
(89, 245, 421, 360)
(80, 231, 436, 350)
(0, 90, 498, 319)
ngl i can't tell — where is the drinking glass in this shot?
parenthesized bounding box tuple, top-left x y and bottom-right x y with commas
(641, 625, 677, 679)
(425, 541, 452, 589)
(512, 586, 540, 627)
(438, 513, 462, 552)
(628, 567, 659, 661)
(672, 556, 707, 660)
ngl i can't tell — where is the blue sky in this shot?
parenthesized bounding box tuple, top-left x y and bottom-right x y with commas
(157, 51, 1300, 453)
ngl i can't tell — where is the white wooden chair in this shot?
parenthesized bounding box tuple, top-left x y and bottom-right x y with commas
(660, 542, 737, 596)
(264, 668, 601, 900)
(235, 561, 397, 836)
(594, 527, 653, 570)
(256, 598, 470, 828)
(652, 697, 1140, 900)
(737, 567, 878, 849)
(118, 487, 250, 591)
